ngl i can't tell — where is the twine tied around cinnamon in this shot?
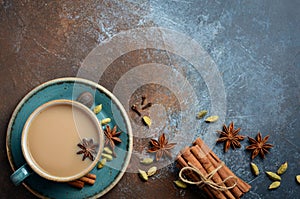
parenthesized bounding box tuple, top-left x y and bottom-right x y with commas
(179, 162, 237, 191)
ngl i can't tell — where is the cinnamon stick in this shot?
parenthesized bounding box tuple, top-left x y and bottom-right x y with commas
(210, 151, 251, 193)
(176, 155, 214, 199)
(67, 180, 84, 189)
(194, 138, 251, 196)
(67, 173, 97, 188)
(194, 138, 251, 192)
(176, 155, 201, 182)
(180, 147, 226, 199)
(85, 173, 96, 180)
(194, 144, 243, 198)
(190, 146, 236, 199)
(79, 176, 96, 185)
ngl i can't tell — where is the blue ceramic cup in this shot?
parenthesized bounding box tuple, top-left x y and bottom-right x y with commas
(10, 99, 104, 186)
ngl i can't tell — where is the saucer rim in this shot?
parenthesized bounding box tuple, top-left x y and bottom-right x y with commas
(6, 77, 133, 199)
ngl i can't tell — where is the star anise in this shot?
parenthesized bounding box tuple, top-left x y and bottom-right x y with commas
(246, 132, 273, 159)
(104, 125, 122, 151)
(216, 122, 245, 152)
(148, 133, 176, 161)
(77, 138, 99, 161)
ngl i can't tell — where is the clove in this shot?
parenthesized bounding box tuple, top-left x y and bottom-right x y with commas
(131, 105, 141, 116)
(142, 103, 152, 110)
(141, 95, 146, 105)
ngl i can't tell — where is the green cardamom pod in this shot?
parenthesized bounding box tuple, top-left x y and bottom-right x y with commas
(138, 169, 148, 181)
(250, 162, 260, 176)
(205, 115, 219, 123)
(103, 147, 113, 155)
(268, 181, 280, 190)
(101, 118, 111, 125)
(277, 162, 288, 175)
(266, 171, 281, 181)
(93, 104, 102, 114)
(140, 158, 153, 165)
(142, 116, 152, 126)
(196, 110, 208, 119)
(147, 166, 157, 177)
(97, 158, 107, 169)
(174, 180, 187, 188)
(102, 153, 113, 161)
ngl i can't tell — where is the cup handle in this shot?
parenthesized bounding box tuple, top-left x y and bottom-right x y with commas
(10, 164, 33, 186)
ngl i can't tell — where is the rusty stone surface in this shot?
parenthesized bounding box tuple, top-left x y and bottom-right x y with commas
(1, 1, 299, 199)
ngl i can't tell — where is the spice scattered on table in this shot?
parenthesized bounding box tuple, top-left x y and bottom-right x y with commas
(296, 175, 300, 184)
(138, 166, 158, 181)
(268, 181, 281, 190)
(250, 162, 260, 176)
(205, 115, 219, 123)
(148, 133, 176, 161)
(138, 169, 148, 181)
(147, 166, 157, 177)
(265, 161, 288, 190)
(246, 132, 273, 159)
(142, 116, 152, 127)
(140, 157, 154, 165)
(131, 105, 141, 116)
(266, 171, 281, 181)
(177, 138, 251, 198)
(142, 102, 152, 110)
(174, 180, 187, 189)
(196, 110, 208, 119)
(216, 122, 245, 152)
(277, 162, 288, 175)
(131, 95, 153, 126)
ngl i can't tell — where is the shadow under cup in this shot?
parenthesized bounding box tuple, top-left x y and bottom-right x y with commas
(12, 99, 104, 185)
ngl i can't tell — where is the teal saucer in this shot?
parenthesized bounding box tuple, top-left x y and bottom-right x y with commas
(6, 77, 133, 199)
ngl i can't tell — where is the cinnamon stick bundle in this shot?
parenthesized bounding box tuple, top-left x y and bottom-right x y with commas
(177, 138, 251, 199)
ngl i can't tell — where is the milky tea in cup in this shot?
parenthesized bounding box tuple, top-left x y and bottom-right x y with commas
(20, 99, 103, 182)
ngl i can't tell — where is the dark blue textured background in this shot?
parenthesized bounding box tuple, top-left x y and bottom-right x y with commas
(121, 1, 300, 197)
